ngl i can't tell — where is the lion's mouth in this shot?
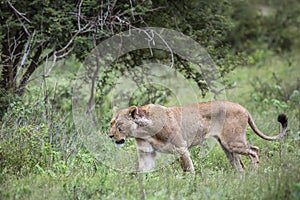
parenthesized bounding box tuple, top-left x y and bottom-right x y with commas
(115, 139, 125, 145)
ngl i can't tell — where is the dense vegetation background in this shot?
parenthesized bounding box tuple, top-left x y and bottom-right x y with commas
(0, 0, 300, 199)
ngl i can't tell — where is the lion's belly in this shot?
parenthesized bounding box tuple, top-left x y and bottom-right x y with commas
(144, 136, 176, 154)
(154, 143, 176, 154)
(180, 123, 208, 148)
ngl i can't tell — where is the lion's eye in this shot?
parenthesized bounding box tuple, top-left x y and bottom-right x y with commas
(116, 122, 123, 131)
(116, 122, 123, 127)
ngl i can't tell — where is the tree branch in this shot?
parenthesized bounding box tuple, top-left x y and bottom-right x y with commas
(7, 0, 31, 36)
(20, 30, 35, 67)
(6, 0, 31, 23)
(16, 42, 48, 95)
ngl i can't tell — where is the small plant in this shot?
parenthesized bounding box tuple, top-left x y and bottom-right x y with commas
(250, 73, 299, 114)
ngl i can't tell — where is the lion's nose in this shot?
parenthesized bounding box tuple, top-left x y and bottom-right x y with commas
(115, 139, 125, 144)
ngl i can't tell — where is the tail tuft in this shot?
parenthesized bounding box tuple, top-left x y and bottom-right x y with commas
(277, 114, 288, 128)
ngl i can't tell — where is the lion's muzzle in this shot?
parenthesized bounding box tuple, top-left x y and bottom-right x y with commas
(115, 139, 125, 145)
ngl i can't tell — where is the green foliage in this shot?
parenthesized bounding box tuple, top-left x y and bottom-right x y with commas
(0, 0, 154, 116)
(228, 0, 300, 54)
(250, 72, 299, 114)
(190, 143, 231, 172)
(145, 0, 239, 91)
(1, 147, 300, 199)
(0, 99, 76, 179)
(1, 1, 300, 199)
(1, 109, 38, 175)
(1, 83, 299, 199)
(0, 123, 48, 175)
(0, 0, 243, 119)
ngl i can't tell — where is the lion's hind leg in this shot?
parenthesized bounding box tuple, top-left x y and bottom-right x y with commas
(227, 142, 260, 170)
(248, 144, 259, 170)
(218, 140, 245, 172)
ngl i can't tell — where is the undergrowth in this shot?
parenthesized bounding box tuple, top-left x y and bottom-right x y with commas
(0, 99, 299, 199)
(0, 51, 300, 199)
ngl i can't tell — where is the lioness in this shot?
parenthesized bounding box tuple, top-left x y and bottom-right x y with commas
(108, 101, 287, 172)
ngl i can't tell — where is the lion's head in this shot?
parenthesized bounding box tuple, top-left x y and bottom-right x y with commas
(108, 106, 140, 145)
(108, 104, 168, 145)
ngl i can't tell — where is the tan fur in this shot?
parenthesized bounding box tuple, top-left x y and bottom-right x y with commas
(108, 101, 288, 172)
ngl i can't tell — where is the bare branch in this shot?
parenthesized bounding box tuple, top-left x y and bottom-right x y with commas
(86, 34, 101, 116)
(56, 17, 91, 57)
(44, 46, 74, 78)
(129, 0, 135, 20)
(131, 27, 175, 68)
(154, 29, 174, 68)
(41, 1, 92, 78)
(7, 0, 31, 36)
(77, 0, 83, 30)
(21, 30, 35, 67)
(16, 41, 48, 95)
(6, 0, 31, 23)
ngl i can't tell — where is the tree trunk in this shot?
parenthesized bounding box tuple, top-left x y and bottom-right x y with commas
(0, 38, 52, 121)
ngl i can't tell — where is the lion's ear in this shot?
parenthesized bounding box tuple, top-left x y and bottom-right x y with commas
(128, 106, 138, 119)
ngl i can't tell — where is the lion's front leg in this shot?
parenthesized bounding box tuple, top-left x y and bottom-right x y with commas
(137, 150, 156, 172)
(136, 138, 156, 172)
(177, 147, 195, 173)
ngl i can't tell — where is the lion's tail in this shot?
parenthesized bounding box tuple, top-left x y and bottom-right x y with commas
(248, 113, 288, 141)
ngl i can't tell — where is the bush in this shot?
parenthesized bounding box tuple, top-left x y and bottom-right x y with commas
(250, 73, 299, 113)
(228, 0, 300, 54)
(0, 99, 76, 180)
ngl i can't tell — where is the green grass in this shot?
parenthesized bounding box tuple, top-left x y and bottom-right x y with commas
(1, 112, 299, 200)
(1, 147, 300, 199)
(1, 50, 300, 199)
(227, 50, 300, 106)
